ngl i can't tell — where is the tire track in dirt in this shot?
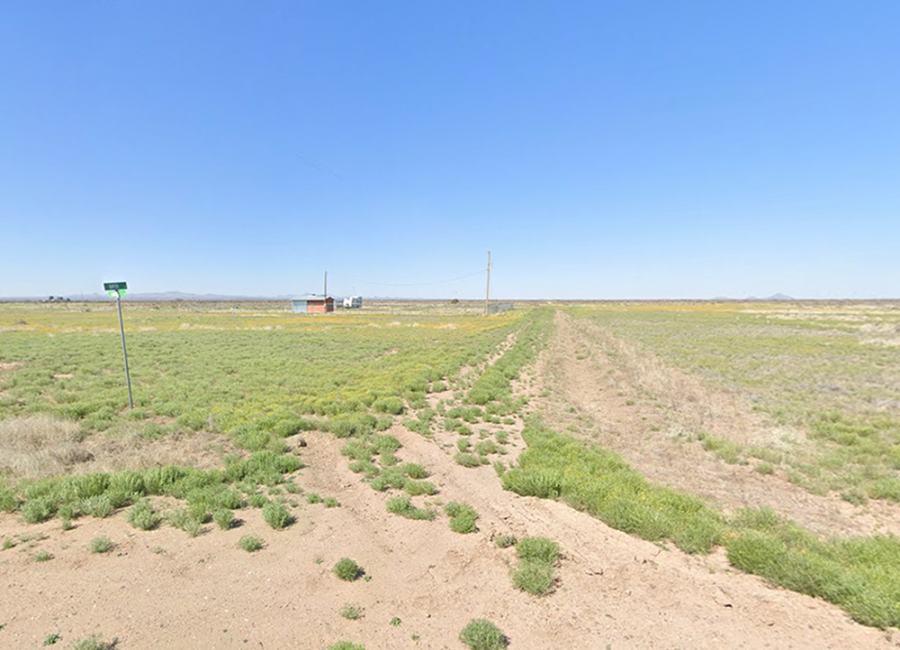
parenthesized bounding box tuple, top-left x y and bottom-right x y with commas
(533, 309, 900, 538)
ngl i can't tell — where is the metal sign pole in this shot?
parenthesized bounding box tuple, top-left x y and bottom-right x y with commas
(104, 281, 133, 410)
(116, 292, 134, 410)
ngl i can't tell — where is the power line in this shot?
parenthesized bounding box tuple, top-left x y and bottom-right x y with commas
(337, 269, 486, 288)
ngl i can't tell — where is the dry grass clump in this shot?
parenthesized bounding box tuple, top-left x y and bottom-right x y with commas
(0, 415, 90, 479)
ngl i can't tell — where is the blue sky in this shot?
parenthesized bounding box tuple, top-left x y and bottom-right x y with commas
(2, 1, 898, 299)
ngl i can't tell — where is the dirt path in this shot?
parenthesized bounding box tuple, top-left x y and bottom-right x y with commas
(533, 310, 900, 538)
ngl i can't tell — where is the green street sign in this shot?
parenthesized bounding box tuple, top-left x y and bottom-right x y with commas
(104, 282, 127, 291)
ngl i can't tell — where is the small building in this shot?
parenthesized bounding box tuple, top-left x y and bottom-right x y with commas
(343, 296, 363, 309)
(291, 294, 334, 314)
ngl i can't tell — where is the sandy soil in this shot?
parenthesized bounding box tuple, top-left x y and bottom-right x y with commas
(2, 315, 898, 649)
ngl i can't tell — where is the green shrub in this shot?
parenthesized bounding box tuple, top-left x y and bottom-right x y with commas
(372, 434, 401, 455)
(495, 535, 517, 548)
(330, 413, 377, 438)
(238, 535, 263, 552)
(20, 497, 55, 524)
(262, 502, 293, 530)
(70, 635, 114, 650)
(404, 480, 436, 497)
(402, 463, 428, 479)
(80, 495, 114, 519)
(373, 396, 405, 415)
(454, 452, 481, 468)
(89, 536, 113, 554)
(475, 440, 499, 456)
(458, 619, 507, 650)
(339, 603, 363, 620)
(324, 643, 365, 650)
(512, 560, 555, 595)
(213, 508, 235, 530)
(516, 536, 559, 564)
(386, 496, 436, 521)
(445, 502, 479, 534)
(369, 468, 407, 492)
(333, 558, 363, 581)
(128, 499, 161, 531)
(324, 497, 340, 508)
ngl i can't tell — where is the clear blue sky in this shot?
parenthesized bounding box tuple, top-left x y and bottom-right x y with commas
(2, 1, 898, 299)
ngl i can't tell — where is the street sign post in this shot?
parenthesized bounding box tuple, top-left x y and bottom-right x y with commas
(104, 281, 133, 410)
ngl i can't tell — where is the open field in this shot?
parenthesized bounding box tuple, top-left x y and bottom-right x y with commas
(1, 301, 899, 649)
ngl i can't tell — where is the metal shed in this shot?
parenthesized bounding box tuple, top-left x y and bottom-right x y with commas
(291, 294, 335, 313)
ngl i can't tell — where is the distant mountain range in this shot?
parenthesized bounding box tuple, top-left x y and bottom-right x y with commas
(712, 293, 796, 301)
(2, 291, 298, 302)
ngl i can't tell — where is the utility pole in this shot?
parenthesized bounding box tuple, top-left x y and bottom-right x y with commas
(324, 270, 327, 299)
(484, 250, 491, 316)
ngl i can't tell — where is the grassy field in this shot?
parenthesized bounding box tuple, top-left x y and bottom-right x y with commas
(570, 302, 900, 502)
(0, 301, 520, 448)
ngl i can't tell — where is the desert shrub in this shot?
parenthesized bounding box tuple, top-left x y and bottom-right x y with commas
(128, 499, 161, 531)
(333, 558, 363, 581)
(349, 460, 380, 477)
(510, 536, 560, 596)
(238, 535, 263, 552)
(248, 493, 268, 508)
(70, 635, 114, 650)
(330, 413, 377, 438)
(373, 396, 404, 415)
(213, 508, 235, 530)
(445, 502, 479, 534)
(166, 507, 205, 537)
(80, 495, 114, 519)
(341, 439, 374, 461)
(89, 536, 113, 554)
(20, 497, 55, 524)
(459, 619, 507, 650)
(369, 467, 407, 492)
(324, 643, 365, 650)
(475, 440, 499, 456)
(495, 535, 517, 548)
(371, 434, 401, 455)
(516, 536, 559, 564)
(339, 603, 363, 620)
(262, 502, 293, 530)
(324, 496, 340, 508)
(404, 480, 436, 497)
(454, 452, 481, 468)
(402, 463, 428, 479)
(34, 550, 53, 562)
(386, 496, 436, 521)
(512, 560, 555, 595)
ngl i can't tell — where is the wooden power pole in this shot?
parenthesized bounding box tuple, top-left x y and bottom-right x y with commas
(484, 251, 491, 316)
